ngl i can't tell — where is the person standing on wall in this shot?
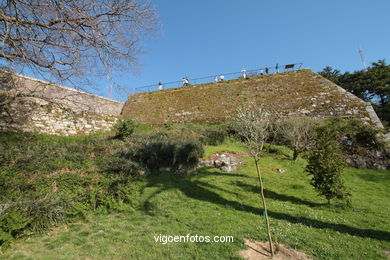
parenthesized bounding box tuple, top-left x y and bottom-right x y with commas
(182, 77, 189, 86)
(241, 68, 247, 78)
(275, 63, 279, 73)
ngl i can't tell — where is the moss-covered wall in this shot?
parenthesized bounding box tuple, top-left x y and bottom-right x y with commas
(122, 69, 383, 128)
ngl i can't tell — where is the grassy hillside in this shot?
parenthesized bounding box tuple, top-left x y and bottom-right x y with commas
(122, 70, 371, 125)
(0, 133, 389, 259)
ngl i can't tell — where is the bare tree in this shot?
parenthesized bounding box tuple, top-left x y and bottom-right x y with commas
(0, 0, 158, 87)
(232, 102, 275, 257)
(280, 117, 317, 160)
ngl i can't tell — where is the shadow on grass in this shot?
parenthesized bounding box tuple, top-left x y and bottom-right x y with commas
(194, 166, 253, 178)
(233, 181, 323, 207)
(354, 171, 390, 183)
(143, 169, 390, 242)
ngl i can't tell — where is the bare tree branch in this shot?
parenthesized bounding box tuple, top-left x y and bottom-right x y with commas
(0, 0, 158, 89)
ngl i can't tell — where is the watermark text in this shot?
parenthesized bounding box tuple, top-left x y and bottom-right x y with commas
(154, 234, 234, 244)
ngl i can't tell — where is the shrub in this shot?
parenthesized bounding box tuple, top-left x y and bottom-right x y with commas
(0, 130, 204, 247)
(124, 133, 204, 175)
(325, 118, 383, 149)
(306, 126, 351, 204)
(201, 129, 227, 146)
(347, 120, 384, 149)
(0, 194, 69, 246)
(103, 157, 143, 177)
(278, 117, 317, 160)
(0, 132, 147, 246)
(115, 119, 137, 139)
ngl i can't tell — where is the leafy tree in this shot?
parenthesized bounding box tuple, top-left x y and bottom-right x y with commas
(306, 126, 351, 204)
(367, 60, 390, 107)
(319, 66, 341, 85)
(0, 0, 157, 86)
(319, 60, 390, 124)
(232, 102, 275, 257)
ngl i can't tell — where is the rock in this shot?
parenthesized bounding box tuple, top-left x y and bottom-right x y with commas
(199, 152, 246, 172)
(345, 153, 389, 170)
(384, 133, 390, 143)
(271, 168, 285, 174)
(158, 167, 171, 172)
(355, 156, 367, 169)
(197, 161, 211, 166)
(214, 154, 234, 172)
(372, 162, 387, 170)
(300, 109, 310, 114)
(174, 164, 188, 175)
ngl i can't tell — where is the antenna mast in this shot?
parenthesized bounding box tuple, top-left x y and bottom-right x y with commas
(358, 46, 367, 70)
(107, 75, 112, 98)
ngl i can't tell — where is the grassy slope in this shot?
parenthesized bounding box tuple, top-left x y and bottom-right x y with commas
(0, 138, 389, 259)
(121, 70, 368, 125)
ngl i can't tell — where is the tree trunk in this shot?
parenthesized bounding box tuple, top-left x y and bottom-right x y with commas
(293, 149, 299, 160)
(254, 157, 274, 257)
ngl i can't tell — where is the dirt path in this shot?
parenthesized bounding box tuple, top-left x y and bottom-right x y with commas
(239, 239, 312, 260)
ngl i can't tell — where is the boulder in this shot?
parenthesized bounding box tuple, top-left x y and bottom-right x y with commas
(199, 152, 246, 172)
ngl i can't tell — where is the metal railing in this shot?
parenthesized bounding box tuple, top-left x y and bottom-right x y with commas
(133, 63, 303, 94)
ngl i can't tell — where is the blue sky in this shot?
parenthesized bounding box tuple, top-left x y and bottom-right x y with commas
(15, 1, 390, 101)
(106, 0, 389, 101)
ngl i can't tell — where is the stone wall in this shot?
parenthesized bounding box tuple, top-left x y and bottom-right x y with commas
(2, 72, 123, 115)
(0, 71, 123, 135)
(122, 69, 383, 128)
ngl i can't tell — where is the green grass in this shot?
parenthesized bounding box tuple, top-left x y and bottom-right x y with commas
(203, 137, 248, 158)
(0, 136, 389, 259)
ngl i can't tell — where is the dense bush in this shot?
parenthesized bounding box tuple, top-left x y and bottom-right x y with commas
(326, 118, 383, 147)
(0, 193, 69, 246)
(121, 133, 204, 175)
(267, 118, 384, 158)
(0, 130, 206, 246)
(115, 119, 137, 139)
(200, 129, 227, 146)
(0, 133, 145, 246)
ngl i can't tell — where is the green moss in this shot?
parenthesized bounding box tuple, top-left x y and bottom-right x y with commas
(121, 70, 371, 126)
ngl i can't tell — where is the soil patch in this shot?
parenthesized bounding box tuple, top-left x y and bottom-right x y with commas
(239, 239, 312, 260)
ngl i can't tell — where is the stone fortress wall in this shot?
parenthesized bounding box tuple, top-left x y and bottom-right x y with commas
(0, 71, 124, 135)
(122, 69, 383, 129)
(0, 69, 385, 136)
